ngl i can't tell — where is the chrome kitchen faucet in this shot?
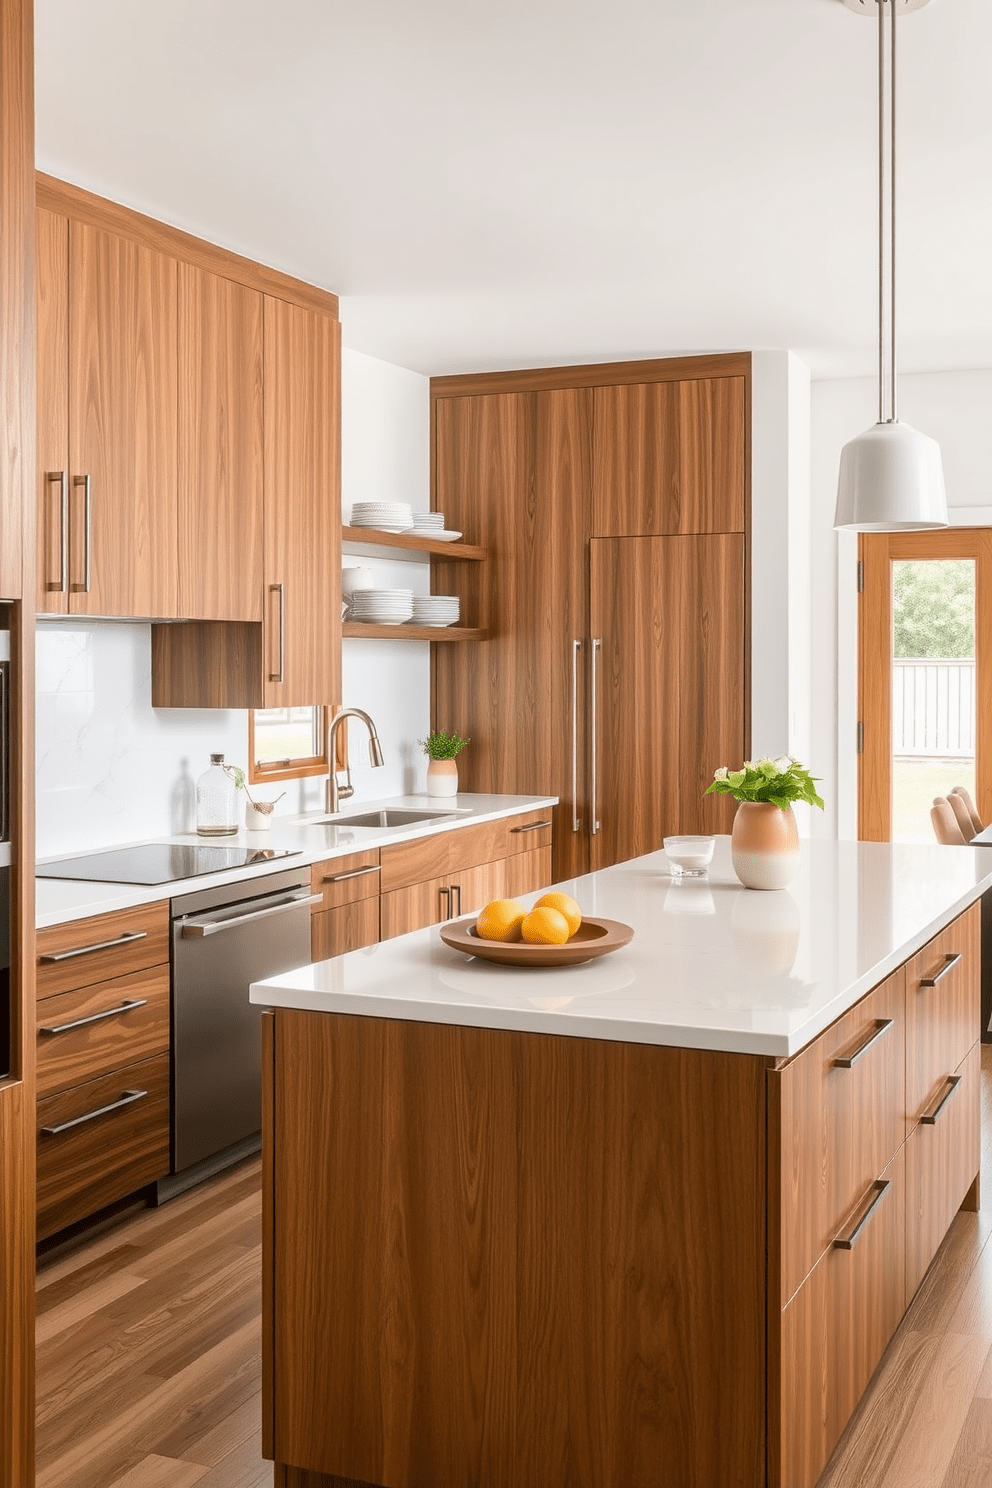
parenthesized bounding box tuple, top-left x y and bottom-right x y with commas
(326, 708, 385, 814)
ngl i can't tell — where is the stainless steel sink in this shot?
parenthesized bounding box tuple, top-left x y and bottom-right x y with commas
(318, 809, 452, 829)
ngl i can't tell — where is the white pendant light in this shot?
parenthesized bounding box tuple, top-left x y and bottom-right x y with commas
(834, 0, 947, 531)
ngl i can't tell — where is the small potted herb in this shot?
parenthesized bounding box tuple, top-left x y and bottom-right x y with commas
(420, 729, 470, 798)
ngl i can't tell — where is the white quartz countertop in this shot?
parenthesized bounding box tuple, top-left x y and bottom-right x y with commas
(251, 836, 992, 1058)
(35, 793, 557, 928)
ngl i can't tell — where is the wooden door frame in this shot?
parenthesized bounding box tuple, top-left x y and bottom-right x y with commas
(859, 529, 992, 841)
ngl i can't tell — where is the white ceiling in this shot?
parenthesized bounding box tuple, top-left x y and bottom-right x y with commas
(34, 0, 992, 379)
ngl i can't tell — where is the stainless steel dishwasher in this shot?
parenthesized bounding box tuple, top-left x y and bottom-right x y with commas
(169, 865, 317, 1180)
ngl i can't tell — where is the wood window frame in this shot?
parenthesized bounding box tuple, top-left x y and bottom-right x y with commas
(859, 528, 992, 841)
(248, 706, 330, 786)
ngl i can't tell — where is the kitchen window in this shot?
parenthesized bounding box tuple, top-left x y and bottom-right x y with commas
(249, 706, 328, 784)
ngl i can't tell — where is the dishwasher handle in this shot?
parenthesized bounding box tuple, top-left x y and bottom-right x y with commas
(180, 890, 321, 938)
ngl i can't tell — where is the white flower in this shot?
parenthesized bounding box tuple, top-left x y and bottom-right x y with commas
(774, 755, 792, 773)
(714, 766, 728, 780)
(743, 760, 754, 770)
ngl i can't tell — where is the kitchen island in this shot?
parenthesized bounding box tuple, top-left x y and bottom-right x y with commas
(252, 837, 992, 1488)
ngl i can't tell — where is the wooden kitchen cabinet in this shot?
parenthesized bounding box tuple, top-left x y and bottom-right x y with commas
(35, 902, 171, 1241)
(380, 859, 507, 939)
(431, 354, 750, 881)
(36, 203, 180, 618)
(177, 264, 264, 621)
(310, 849, 381, 960)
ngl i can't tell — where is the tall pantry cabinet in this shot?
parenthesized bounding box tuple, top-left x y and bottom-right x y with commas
(431, 355, 749, 882)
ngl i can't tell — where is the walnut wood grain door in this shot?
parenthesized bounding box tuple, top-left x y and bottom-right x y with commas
(36, 206, 70, 614)
(588, 535, 743, 869)
(263, 297, 340, 708)
(178, 265, 263, 621)
(68, 221, 179, 618)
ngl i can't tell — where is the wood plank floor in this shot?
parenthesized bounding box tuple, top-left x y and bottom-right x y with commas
(34, 1045, 992, 1488)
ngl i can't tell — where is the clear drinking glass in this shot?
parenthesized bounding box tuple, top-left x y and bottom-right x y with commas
(196, 753, 238, 837)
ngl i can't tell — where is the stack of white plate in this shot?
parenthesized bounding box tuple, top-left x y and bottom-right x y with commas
(410, 595, 460, 627)
(411, 511, 445, 534)
(348, 588, 414, 625)
(350, 501, 414, 532)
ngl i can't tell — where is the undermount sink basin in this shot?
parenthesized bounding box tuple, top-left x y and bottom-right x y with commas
(319, 809, 452, 829)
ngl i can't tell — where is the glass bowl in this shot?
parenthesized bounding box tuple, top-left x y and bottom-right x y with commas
(663, 835, 716, 879)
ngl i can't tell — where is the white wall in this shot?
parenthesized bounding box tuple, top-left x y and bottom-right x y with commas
(36, 346, 433, 855)
(810, 369, 992, 841)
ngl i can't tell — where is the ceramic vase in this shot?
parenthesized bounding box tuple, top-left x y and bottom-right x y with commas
(427, 758, 458, 798)
(731, 801, 800, 890)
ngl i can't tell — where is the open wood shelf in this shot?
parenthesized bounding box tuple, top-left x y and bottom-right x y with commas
(341, 525, 486, 562)
(342, 622, 488, 642)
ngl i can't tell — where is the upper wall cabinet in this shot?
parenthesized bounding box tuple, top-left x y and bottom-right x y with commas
(36, 207, 180, 618)
(177, 265, 264, 621)
(590, 375, 746, 537)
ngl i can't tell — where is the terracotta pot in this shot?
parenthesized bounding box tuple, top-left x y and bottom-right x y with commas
(731, 801, 800, 891)
(427, 758, 458, 798)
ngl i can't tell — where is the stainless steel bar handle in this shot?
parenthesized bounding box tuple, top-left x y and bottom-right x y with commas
(921, 1074, 962, 1126)
(833, 1018, 893, 1070)
(439, 886, 450, 920)
(510, 820, 552, 835)
(833, 1178, 890, 1251)
(920, 952, 961, 988)
(46, 471, 68, 592)
(571, 639, 581, 834)
(41, 1088, 147, 1137)
(181, 891, 321, 937)
(0, 664, 7, 844)
(73, 474, 91, 593)
(323, 865, 380, 884)
(40, 998, 148, 1036)
(590, 637, 602, 835)
(269, 582, 285, 682)
(452, 883, 462, 918)
(40, 929, 148, 964)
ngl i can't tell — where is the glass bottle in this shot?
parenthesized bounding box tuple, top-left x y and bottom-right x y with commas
(196, 753, 238, 836)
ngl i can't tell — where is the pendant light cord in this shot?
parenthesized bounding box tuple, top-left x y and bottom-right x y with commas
(878, 0, 885, 422)
(891, 0, 897, 422)
(878, 0, 898, 425)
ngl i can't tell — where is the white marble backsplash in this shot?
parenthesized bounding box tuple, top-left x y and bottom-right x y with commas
(36, 621, 256, 857)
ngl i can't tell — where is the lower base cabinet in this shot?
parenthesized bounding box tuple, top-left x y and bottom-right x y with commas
(264, 901, 983, 1488)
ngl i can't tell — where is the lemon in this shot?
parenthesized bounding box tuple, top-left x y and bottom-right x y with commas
(520, 907, 570, 945)
(476, 899, 527, 943)
(534, 892, 582, 937)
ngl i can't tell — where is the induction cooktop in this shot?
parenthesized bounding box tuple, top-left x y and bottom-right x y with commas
(36, 843, 302, 886)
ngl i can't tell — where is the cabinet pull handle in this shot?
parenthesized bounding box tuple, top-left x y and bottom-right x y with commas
(921, 1073, 962, 1125)
(41, 1087, 148, 1137)
(571, 638, 581, 834)
(46, 471, 68, 592)
(439, 886, 450, 920)
(590, 637, 602, 835)
(833, 1018, 893, 1069)
(323, 865, 380, 884)
(72, 474, 92, 593)
(452, 883, 462, 918)
(833, 1178, 890, 1251)
(510, 820, 552, 834)
(269, 582, 285, 682)
(40, 929, 148, 964)
(40, 998, 148, 1036)
(920, 952, 961, 988)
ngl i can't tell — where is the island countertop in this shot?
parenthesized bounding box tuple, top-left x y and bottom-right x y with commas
(251, 835, 992, 1057)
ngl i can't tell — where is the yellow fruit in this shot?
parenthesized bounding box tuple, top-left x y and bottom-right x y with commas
(520, 907, 570, 945)
(476, 898, 527, 943)
(534, 892, 582, 937)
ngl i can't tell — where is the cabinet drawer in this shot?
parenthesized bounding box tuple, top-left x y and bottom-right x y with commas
(906, 1039, 981, 1299)
(773, 968, 906, 1306)
(36, 966, 170, 1099)
(311, 900, 379, 961)
(36, 1052, 171, 1240)
(906, 903, 980, 1121)
(379, 820, 508, 893)
(504, 810, 554, 855)
(504, 845, 552, 900)
(380, 860, 507, 940)
(37, 901, 170, 1000)
(774, 1144, 906, 1488)
(310, 850, 380, 913)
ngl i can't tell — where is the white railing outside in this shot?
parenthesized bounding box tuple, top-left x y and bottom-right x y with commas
(893, 659, 975, 758)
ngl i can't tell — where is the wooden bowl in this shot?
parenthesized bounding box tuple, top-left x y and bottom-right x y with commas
(439, 915, 633, 968)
